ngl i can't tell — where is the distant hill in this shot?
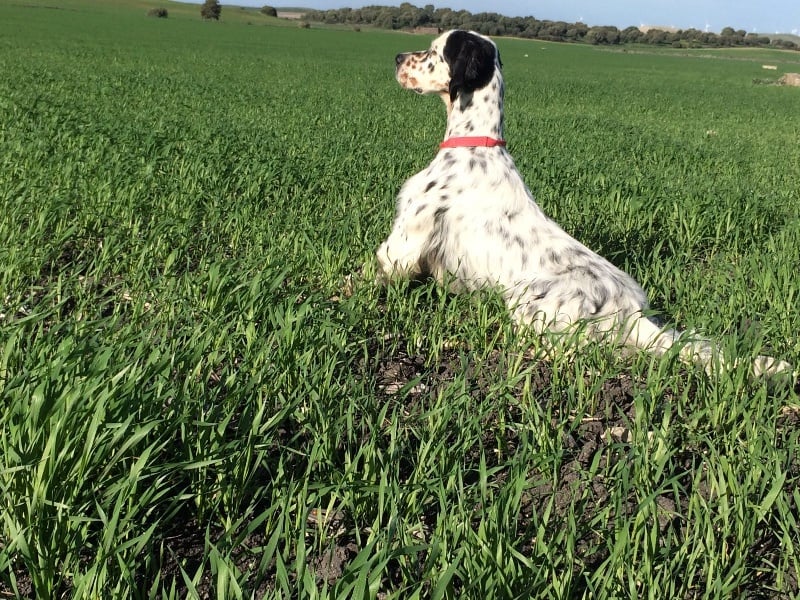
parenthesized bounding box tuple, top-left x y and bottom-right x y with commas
(765, 33, 800, 45)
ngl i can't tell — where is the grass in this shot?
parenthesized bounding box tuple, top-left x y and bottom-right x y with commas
(1, 1, 799, 597)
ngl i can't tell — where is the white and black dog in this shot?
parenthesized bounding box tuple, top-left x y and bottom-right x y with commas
(377, 29, 792, 380)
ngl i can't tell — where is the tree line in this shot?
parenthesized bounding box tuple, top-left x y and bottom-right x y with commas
(301, 3, 799, 50)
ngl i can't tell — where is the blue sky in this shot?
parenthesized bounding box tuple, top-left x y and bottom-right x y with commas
(199, 0, 800, 34)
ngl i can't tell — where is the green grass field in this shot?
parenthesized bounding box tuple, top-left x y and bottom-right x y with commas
(1, 1, 800, 597)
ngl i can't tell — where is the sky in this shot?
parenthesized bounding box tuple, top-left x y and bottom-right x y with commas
(201, 0, 800, 35)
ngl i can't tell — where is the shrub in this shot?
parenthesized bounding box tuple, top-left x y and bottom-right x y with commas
(147, 7, 168, 18)
(261, 6, 278, 17)
(299, 21, 310, 29)
(200, 0, 221, 21)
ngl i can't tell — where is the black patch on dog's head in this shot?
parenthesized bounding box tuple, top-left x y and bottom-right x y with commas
(443, 30, 499, 102)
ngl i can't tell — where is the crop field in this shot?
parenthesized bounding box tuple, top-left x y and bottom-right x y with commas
(1, 1, 800, 598)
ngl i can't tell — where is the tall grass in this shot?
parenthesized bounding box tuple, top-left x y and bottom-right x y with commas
(1, 1, 799, 597)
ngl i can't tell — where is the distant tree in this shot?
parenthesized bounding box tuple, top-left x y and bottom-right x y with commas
(201, 0, 221, 20)
(296, 4, 773, 50)
(744, 33, 759, 46)
(147, 7, 168, 18)
(521, 19, 541, 39)
(775, 39, 798, 49)
(260, 5, 278, 17)
(359, 6, 379, 23)
(565, 27, 582, 41)
(417, 3, 434, 25)
(586, 26, 620, 45)
(376, 8, 394, 29)
(569, 22, 589, 40)
(505, 16, 528, 36)
(621, 26, 643, 43)
(645, 28, 667, 44)
(585, 27, 606, 44)
(539, 21, 568, 40)
(681, 28, 703, 43)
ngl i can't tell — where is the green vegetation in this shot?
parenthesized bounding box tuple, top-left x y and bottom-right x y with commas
(1, 1, 799, 597)
(261, 6, 278, 18)
(303, 3, 800, 50)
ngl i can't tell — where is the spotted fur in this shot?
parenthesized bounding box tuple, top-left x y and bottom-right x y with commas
(378, 30, 793, 380)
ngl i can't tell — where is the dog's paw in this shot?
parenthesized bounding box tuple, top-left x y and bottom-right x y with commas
(753, 355, 793, 376)
(753, 355, 796, 390)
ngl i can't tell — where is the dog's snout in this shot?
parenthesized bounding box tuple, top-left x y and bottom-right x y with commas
(395, 53, 405, 66)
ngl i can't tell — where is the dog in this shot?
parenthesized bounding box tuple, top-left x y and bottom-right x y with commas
(377, 29, 792, 380)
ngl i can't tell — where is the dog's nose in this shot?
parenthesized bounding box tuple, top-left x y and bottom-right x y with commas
(395, 53, 405, 66)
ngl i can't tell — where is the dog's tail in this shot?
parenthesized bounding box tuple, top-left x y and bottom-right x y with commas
(626, 314, 794, 381)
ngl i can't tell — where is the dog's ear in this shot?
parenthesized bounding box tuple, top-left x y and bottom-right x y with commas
(444, 30, 498, 102)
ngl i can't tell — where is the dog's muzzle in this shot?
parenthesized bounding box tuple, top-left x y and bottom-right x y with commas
(394, 52, 426, 94)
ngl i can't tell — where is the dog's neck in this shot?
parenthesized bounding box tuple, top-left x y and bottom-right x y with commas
(442, 70, 504, 141)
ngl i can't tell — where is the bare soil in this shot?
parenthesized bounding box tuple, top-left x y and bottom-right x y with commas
(276, 11, 305, 20)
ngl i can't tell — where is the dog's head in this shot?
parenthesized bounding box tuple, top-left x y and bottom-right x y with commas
(395, 30, 501, 103)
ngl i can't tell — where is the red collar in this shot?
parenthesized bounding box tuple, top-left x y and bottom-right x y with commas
(439, 136, 506, 149)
